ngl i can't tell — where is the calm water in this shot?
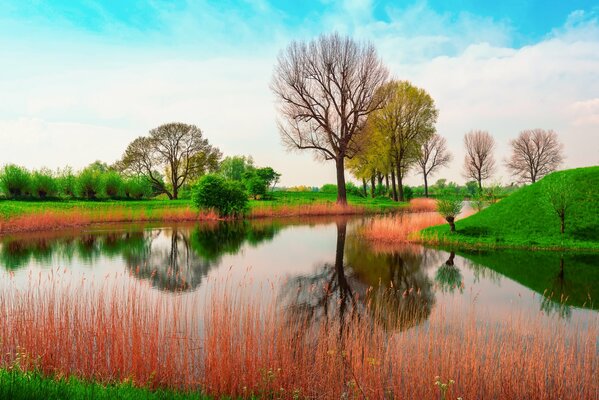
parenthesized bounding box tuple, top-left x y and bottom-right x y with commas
(1, 217, 597, 330)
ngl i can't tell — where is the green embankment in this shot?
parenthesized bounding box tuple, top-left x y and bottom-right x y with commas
(0, 191, 402, 221)
(422, 167, 599, 250)
(0, 369, 209, 400)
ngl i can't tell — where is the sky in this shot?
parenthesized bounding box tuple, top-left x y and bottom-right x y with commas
(0, 0, 598, 187)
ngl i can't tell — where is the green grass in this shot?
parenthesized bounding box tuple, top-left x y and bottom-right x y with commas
(0, 191, 404, 220)
(0, 369, 210, 400)
(422, 167, 599, 250)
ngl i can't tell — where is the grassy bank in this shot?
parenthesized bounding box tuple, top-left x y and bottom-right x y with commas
(0, 369, 209, 400)
(0, 191, 404, 234)
(421, 167, 599, 251)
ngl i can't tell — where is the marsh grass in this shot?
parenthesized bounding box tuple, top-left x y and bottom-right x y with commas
(0, 270, 596, 399)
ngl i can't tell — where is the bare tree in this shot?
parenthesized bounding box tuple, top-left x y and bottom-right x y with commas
(417, 134, 451, 197)
(119, 123, 220, 200)
(271, 33, 389, 204)
(463, 130, 496, 190)
(506, 129, 564, 183)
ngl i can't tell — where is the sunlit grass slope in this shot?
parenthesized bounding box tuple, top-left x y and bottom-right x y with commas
(423, 167, 599, 250)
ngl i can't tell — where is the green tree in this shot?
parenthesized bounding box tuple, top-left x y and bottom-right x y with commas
(104, 171, 124, 199)
(30, 169, 57, 199)
(436, 197, 463, 232)
(0, 165, 31, 198)
(76, 165, 105, 199)
(219, 155, 254, 181)
(545, 175, 574, 235)
(370, 80, 438, 201)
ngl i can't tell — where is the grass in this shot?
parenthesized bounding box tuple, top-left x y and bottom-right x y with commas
(1, 270, 596, 399)
(0, 369, 210, 400)
(422, 167, 599, 250)
(0, 192, 404, 234)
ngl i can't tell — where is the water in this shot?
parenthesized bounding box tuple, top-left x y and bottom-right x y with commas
(0, 216, 597, 330)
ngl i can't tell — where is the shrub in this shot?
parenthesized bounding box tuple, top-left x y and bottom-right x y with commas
(124, 176, 154, 199)
(30, 169, 58, 199)
(192, 174, 248, 217)
(244, 173, 268, 199)
(375, 184, 387, 197)
(436, 197, 463, 232)
(76, 167, 105, 199)
(57, 168, 77, 198)
(320, 184, 337, 193)
(346, 182, 364, 197)
(0, 165, 31, 198)
(403, 185, 414, 201)
(104, 171, 124, 199)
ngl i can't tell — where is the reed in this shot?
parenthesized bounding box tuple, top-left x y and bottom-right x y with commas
(0, 271, 596, 399)
(249, 202, 369, 219)
(408, 198, 438, 213)
(363, 212, 446, 244)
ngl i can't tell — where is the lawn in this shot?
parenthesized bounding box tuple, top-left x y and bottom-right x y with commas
(421, 167, 599, 251)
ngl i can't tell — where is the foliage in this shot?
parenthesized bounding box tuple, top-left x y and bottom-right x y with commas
(345, 182, 364, 197)
(242, 166, 281, 199)
(436, 198, 463, 220)
(219, 155, 254, 181)
(544, 174, 575, 235)
(0, 164, 31, 198)
(192, 174, 248, 217)
(103, 171, 124, 199)
(56, 168, 77, 198)
(30, 169, 58, 199)
(423, 167, 599, 250)
(402, 185, 414, 201)
(320, 184, 337, 193)
(76, 166, 105, 199)
(124, 176, 153, 199)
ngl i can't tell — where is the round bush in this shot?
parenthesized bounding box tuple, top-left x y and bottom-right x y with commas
(76, 168, 105, 199)
(192, 174, 248, 217)
(31, 169, 58, 199)
(0, 165, 31, 198)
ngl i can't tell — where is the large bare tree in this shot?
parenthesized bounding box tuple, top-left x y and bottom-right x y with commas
(417, 134, 451, 197)
(506, 129, 564, 183)
(463, 130, 496, 190)
(119, 123, 220, 199)
(271, 33, 389, 204)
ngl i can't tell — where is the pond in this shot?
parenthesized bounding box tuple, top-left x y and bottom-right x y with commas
(1, 216, 596, 329)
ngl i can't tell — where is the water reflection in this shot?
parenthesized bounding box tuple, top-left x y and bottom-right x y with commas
(279, 220, 436, 333)
(435, 252, 464, 294)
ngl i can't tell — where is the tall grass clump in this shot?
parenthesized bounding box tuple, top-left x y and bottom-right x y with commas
(1, 271, 595, 399)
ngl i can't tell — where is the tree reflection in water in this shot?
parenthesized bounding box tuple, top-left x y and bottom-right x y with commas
(279, 219, 435, 334)
(540, 257, 572, 319)
(434, 252, 464, 294)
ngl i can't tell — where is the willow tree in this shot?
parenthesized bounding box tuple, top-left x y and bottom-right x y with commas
(271, 33, 389, 204)
(370, 81, 438, 201)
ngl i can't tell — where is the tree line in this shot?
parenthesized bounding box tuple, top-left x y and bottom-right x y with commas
(271, 33, 565, 204)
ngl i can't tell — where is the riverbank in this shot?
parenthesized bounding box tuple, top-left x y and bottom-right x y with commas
(0, 192, 405, 235)
(421, 167, 599, 251)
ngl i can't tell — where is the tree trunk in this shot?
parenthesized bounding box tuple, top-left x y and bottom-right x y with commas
(172, 185, 178, 200)
(477, 172, 482, 191)
(445, 251, 455, 266)
(446, 216, 456, 232)
(424, 173, 429, 198)
(390, 168, 398, 201)
(336, 159, 347, 205)
(362, 177, 367, 197)
(560, 214, 565, 234)
(396, 164, 404, 202)
(370, 175, 376, 198)
(385, 174, 389, 190)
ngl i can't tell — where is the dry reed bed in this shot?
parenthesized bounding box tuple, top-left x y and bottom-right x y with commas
(0, 203, 379, 235)
(0, 271, 596, 399)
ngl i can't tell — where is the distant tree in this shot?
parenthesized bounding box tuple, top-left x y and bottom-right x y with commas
(416, 134, 451, 197)
(104, 171, 124, 199)
(119, 123, 219, 200)
(56, 167, 77, 197)
(463, 130, 496, 190)
(76, 166, 105, 199)
(436, 197, 463, 232)
(30, 168, 57, 199)
(271, 33, 389, 205)
(255, 167, 281, 191)
(219, 156, 254, 181)
(545, 175, 574, 235)
(506, 129, 564, 183)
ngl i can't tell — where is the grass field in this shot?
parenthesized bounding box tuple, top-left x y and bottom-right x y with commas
(421, 167, 599, 250)
(0, 369, 209, 400)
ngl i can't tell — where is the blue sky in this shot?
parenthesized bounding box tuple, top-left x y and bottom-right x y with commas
(0, 0, 598, 185)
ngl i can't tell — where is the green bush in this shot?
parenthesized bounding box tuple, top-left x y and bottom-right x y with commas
(402, 185, 414, 201)
(30, 169, 58, 199)
(103, 171, 124, 199)
(57, 168, 77, 198)
(0, 165, 31, 198)
(124, 176, 153, 199)
(346, 182, 364, 197)
(76, 168, 105, 199)
(320, 184, 337, 193)
(192, 174, 248, 217)
(375, 184, 387, 197)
